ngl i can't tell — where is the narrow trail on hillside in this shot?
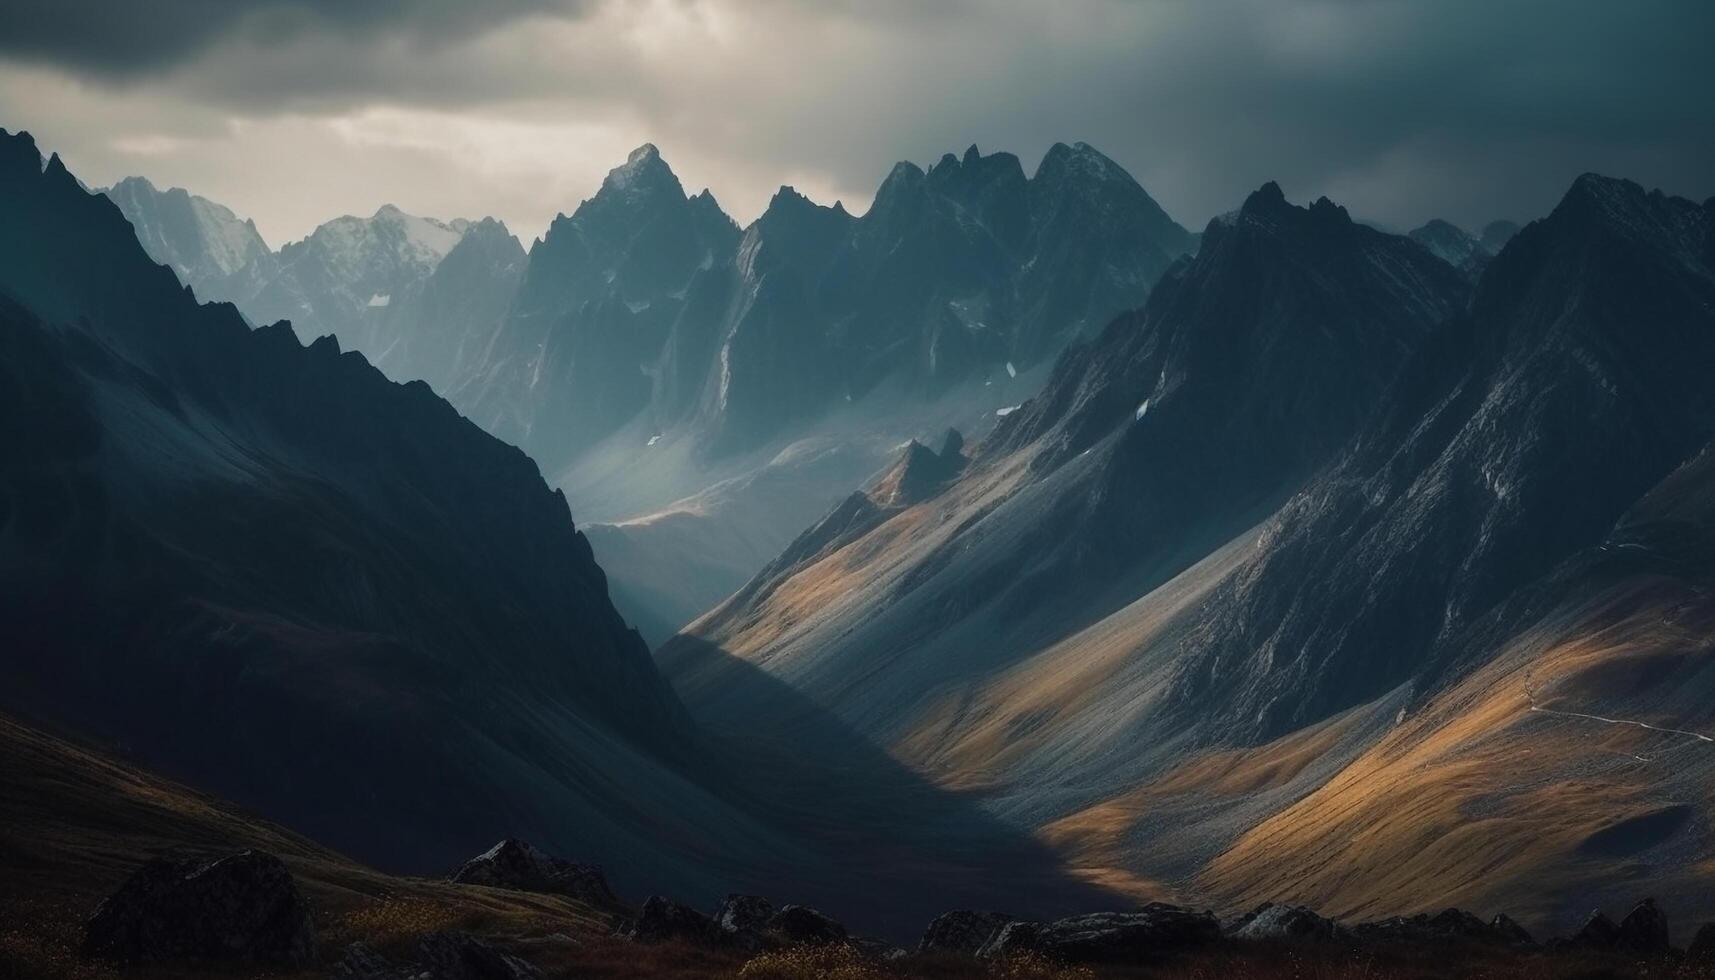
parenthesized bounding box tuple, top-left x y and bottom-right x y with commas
(1523, 671, 1715, 749)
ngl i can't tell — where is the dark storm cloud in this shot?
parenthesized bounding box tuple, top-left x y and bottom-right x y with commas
(0, 0, 583, 75)
(2, 0, 1710, 242)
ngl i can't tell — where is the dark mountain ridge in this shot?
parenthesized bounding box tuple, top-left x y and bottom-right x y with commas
(3, 128, 1126, 938)
(0, 128, 760, 893)
(1173, 174, 1715, 738)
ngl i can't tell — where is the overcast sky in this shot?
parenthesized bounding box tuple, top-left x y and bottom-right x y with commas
(3, 0, 1710, 246)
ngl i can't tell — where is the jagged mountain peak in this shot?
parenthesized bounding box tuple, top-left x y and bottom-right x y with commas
(871, 159, 930, 208)
(871, 437, 965, 507)
(0, 128, 45, 179)
(1242, 180, 1288, 211)
(1218, 182, 1366, 245)
(1034, 140, 1129, 186)
(1308, 195, 1351, 221)
(927, 144, 1028, 192)
(763, 183, 818, 213)
(600, 141, 684, 199)
(442, 217, 524, 265)
(461, 214, 514, 239)
(1547, 172, 1708, 252)
(110, 174, 160, 195)
(759, 183, 851, 223)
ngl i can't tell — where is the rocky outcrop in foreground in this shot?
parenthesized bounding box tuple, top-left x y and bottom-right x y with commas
(623, 893, 856, 952)
(918, 909, 1015, 954)
(450, 838, 617, 907)
(81, 851, 316, 967)
(615, 888, 1715, 969)
(74, 846, 1715, 975)
(978, 906, 1222, 964)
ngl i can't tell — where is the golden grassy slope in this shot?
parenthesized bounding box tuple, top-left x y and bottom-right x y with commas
(1197, 575, 1715, 934)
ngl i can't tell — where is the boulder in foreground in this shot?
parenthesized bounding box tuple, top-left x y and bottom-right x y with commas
(919, 909, 1015, 954)
(713, 893, 777, 950)
(620, 896, 717, 944)
(1231, 903, 1338, 942)
(980, 905, 1220, 964)
(81, 850, 316, 966)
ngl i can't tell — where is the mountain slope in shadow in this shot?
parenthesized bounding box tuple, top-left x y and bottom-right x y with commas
(0, 127, 1121, 939)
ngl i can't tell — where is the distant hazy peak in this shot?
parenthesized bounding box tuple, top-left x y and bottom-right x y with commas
(1479, 219, 1520, 252)
(102, 169, 274, 283)
(448, 215, 524, 257)
(759, 183, 852, 223)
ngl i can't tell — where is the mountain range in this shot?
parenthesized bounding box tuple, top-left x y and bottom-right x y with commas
(55, 118, 1715, 945)
(0, 127, 1116, 938)
(109, 141, 1199, 643)
(661, 173, 1715, 936)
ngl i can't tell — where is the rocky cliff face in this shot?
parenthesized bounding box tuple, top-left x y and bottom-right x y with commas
(1174, 174, 1715, 738)
(454, 144, 741, 468)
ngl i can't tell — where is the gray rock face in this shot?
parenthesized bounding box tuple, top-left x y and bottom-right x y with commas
(980, 905, 1220, 964)
(1173, 174, 1715, 742)
(81, 850, 316, 967)
(1231, 903, 1337, 942)
(712, 894, 776, 950)
(767, 905, 848, 945)
(918, 909, 1014, 954)
(621, 896, 717, 945)
(450, 839, 617, 907)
